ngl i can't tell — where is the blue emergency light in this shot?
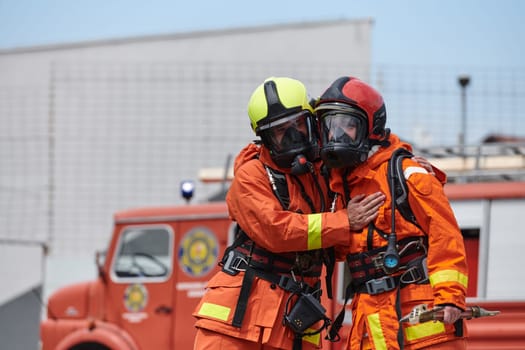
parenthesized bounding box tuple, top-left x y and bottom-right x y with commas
(180, 180, 195, 202)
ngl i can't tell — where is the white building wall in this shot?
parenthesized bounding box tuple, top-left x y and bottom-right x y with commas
(0, 19, 373, 305)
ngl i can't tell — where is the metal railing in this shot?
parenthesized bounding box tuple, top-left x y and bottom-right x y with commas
(415, 142, 525, 183)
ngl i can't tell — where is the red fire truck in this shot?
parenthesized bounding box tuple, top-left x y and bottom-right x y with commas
(40, 145, 525, 350)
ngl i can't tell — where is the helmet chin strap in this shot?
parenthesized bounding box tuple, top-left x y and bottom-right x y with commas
(291, 154, 312, 175)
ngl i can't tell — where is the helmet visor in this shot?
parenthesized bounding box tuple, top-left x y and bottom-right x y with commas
(257, 110, 315, 155)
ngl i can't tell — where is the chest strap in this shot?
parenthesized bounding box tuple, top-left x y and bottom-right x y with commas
(220, 244, 322, 328)
(221, 241, 323, 277)
(232, 268, 320, 328)
(347, 236, 429, 293)
(326, 236, 428, 342)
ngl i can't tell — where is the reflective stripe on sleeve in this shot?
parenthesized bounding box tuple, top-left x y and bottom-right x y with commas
(367, 313, 388, 350)
(197, 302, 231, 321)
(404, 166, 428, 179)
(307, 213, 322, 250)
(404, 320, 446, 341)
(429, 269, 468, 288)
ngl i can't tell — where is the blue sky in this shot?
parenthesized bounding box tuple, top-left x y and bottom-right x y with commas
(0, 0, 523, 67)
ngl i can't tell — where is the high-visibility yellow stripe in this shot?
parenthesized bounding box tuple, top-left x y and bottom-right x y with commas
(429, 269, 468, 288)
(367, 313, 387, 350)
(197, 302, 231, 321)
(405, 321, 445, 341)
(302, 329, 321, 345)
(307, 213, 322, 250)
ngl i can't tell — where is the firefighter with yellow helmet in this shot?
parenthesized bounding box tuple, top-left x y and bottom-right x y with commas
(193, 77, 385, 350)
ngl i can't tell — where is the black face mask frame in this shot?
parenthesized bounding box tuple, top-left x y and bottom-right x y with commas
(257, 111, 319, 169)
(319, 109, 369, 169)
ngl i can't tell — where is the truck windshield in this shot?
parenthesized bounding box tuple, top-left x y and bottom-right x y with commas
(112, 226, 172, 280)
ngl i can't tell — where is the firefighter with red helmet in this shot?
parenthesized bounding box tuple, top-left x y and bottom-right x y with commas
(193, 77, 385, 350)
(315, 77, 469, 349)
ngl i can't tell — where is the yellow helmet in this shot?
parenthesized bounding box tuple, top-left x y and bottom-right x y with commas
(247, 77, 314, 132)
(246, 77, 318, 169)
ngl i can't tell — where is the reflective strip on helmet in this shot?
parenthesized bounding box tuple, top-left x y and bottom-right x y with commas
(367, 313, 388, 350)
(197, 302, 231, 321)
(404, 320, 446, 341)
(307, 213, 322, 250)
(429, 269, 468, 288)
(302, 329, 321, 345)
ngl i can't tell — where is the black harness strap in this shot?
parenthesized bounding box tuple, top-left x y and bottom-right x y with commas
(321, 164, 336, 207)
(293, 335, 302, 350)
(326, 281, 352, 342)
(265, 165, 290, 210)
(342, 167, 351, 205)
(387, 148, 423, 229)
(396, 288, 404, 349)
(232, 268, 255, 328)
(290, 173, 317, 213)
(323, 247, 336, 299)
(232, 266, 319, 328)
(366, 223, 375, 251)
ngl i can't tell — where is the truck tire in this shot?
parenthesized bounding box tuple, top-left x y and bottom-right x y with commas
(70, 343, 110, 350)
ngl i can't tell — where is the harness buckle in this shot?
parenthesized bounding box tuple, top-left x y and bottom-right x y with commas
(371, 252, 385, 269)
(278, 275, 303, 293)
(400, 256, 428, 285)
(365, 276, 397, 295)
(221, 249, 248, 276)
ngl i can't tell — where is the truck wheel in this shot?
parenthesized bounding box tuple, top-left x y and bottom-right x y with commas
(70, 343, 110, 350)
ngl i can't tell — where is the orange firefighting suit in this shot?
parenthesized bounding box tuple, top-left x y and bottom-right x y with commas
(193, 143, 352, 350)
(329, 134, 468, 350)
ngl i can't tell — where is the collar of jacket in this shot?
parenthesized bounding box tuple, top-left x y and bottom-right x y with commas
(329, 133, 413, 190)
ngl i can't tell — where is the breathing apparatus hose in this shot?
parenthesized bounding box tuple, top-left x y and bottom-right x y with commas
(383, 158, 401, 274)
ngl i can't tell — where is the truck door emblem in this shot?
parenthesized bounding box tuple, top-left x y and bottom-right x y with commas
(124, 283, 149, 312)
(178, 227, 218, 277)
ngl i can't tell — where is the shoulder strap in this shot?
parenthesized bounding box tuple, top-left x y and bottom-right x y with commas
(321, 164, 336, 205)
(264, 164, 318, 213)
(387, 148, 418, 226)
(264, 165, 290, 210)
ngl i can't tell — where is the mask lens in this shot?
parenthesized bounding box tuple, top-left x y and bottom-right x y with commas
(260, 111, 312, 153)
(322, 114, 361, 145)
(279, 126, 307, 150)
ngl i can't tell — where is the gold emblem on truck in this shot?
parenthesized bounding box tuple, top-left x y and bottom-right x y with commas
(179, 227, 218, 277)
(124, 283, 148, 312)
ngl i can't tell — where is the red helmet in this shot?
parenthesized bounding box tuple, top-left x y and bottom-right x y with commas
(315, 77, 388, 168)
